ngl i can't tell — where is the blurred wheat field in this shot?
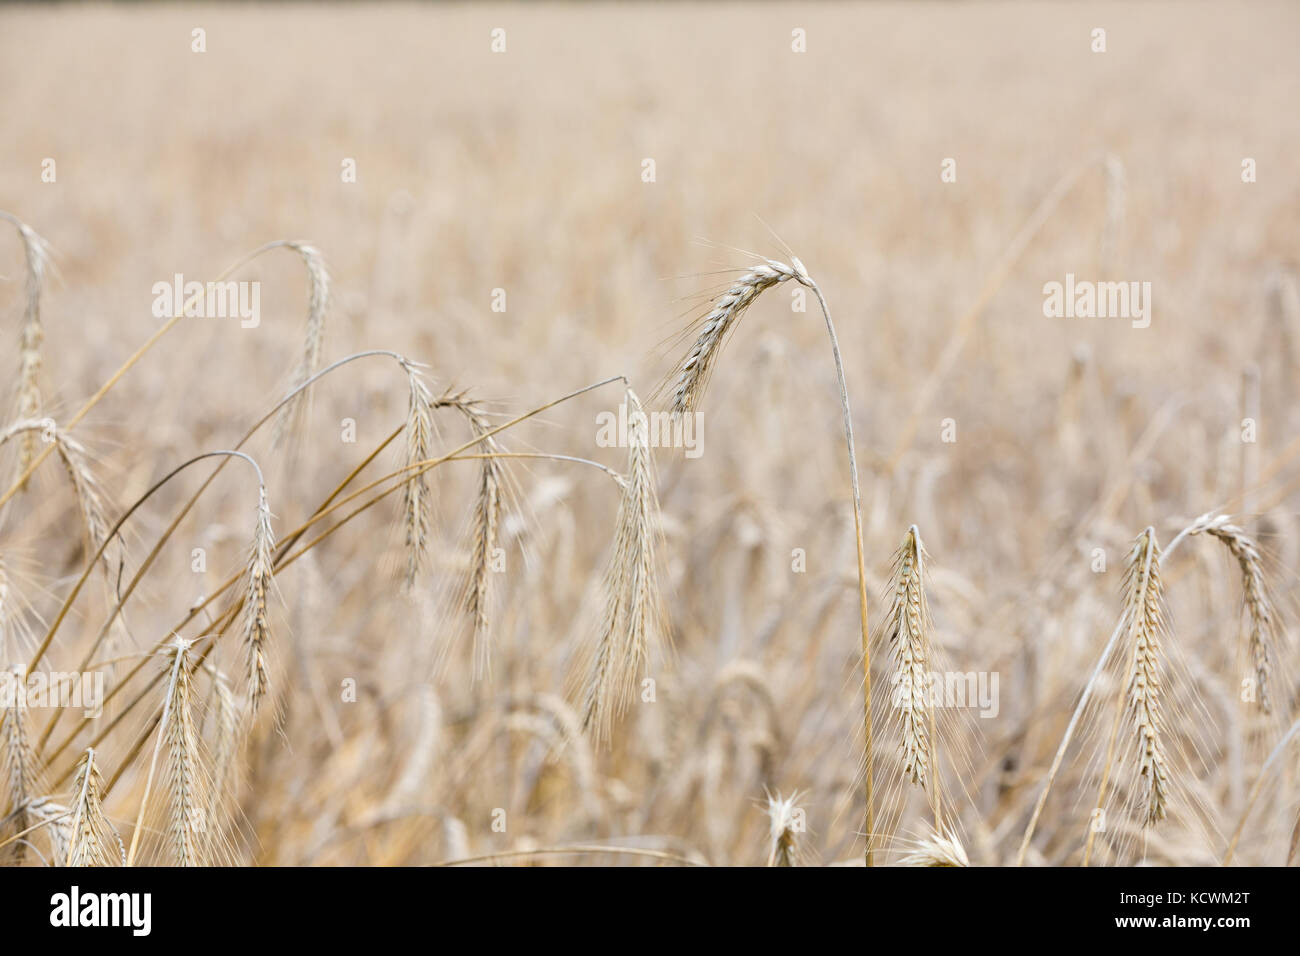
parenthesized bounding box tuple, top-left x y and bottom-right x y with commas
(1, 2, 1299, 866)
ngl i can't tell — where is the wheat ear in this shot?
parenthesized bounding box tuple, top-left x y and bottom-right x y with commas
(898, 827, 969, 867)
(126, 637, 205, 867)
(271, 241, 330, 446)
(580, 387, 662, 741)
(1, 212, 51, 490)
(1, 664, 42, 863)
(243, 487, 275, 712)
(66, 748, 123, 866)
(666, 259, 799, 416)
(1084, 527, 1168, 865)
(433, 391, 503, 677)
(765, 791, 802, 867)
(1192, 516, 1277, 714)
(401, 363, 434, 591)
(0, 420, 118, 572)
(885, 525, 941, 827)
(25, 798, 73, 865)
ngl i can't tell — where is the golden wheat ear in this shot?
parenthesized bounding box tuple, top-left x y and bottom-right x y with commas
(0, 211, 52, 491)
(1189, 516, 1278, 715)
(765, 791, 803, 867)
(400, 362, 434, 592)
(897, 826, 969, 867)
(66, 748, 124, 867)
(126, 636, 215, 867)
(661, 259, 800, 416)
(578, 387, 665, 743)
(429, 390, 505, 678)
(242, 487, 275, 714)
(883, 526, 936, 792)
(270, 241, 331, 449)
(1, 663, 45, 865)
(1084, 527, 1169, 865)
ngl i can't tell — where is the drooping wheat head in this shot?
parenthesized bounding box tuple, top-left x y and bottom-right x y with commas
(1, 212, 51, 489)
(433, 391, 503, 677)
(1196, 517, 1277, 715)
(53, 430, 115, 569)
(579, 387, 663, 742)
(664, 258, 803, 416)
(1, 420, 119, 575)
(272, 241, 330, 447)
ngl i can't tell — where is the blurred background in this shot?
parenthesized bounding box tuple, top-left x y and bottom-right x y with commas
(1, 2, 1298, 865)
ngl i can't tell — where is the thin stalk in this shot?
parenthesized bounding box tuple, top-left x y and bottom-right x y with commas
(806, 278, 874, 866)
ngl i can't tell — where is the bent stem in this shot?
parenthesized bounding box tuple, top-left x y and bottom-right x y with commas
(44, 375, 629, 784)
(805, 275, 874, 866)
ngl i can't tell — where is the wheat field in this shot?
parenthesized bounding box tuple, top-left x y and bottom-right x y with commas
(2, 1, 1299, 867)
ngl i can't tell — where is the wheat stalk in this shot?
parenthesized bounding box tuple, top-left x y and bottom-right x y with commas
(662, 254, 876, 864)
